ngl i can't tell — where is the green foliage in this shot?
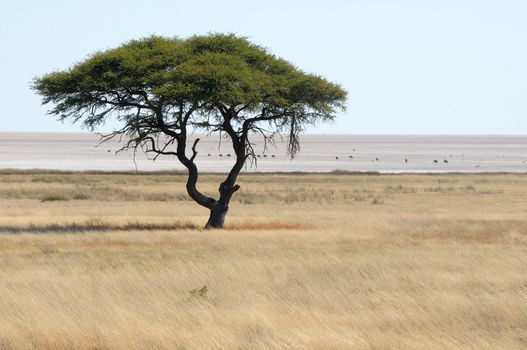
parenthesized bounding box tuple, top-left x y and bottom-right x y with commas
(33, 33, 347, 136)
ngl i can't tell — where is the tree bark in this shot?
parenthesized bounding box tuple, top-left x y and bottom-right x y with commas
(204, 182, 240, 229)
(205, 203, 229, 229)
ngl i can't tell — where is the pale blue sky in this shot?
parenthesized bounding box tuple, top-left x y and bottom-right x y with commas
(1, 0, 526, 134)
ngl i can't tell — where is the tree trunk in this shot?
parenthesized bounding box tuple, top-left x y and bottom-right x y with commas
(204, 181, 240, 229)
(205, 203, 229, 229)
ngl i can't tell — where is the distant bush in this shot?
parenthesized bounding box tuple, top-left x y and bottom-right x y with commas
(72, 192, 90, 200)
(465, 185, 476, 192)
(189, 285, 208, 299)
(384, 185, 417, 194)
(370, 197, 384, 205)
(424, 187, 456, 193)
(40, 194, 69, 202)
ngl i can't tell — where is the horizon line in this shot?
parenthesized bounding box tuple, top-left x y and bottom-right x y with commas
(1, 131, 526, 137)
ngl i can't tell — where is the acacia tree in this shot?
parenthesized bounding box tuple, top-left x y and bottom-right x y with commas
(33, 34, 347, 228)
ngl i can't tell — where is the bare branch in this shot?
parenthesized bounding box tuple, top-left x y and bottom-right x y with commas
(190, 138, 200, 162)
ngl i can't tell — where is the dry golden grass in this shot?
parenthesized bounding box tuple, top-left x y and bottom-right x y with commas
(0, 171, 526, 349)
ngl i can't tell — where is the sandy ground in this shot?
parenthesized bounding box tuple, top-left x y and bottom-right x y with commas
(0, 133, 526, 173)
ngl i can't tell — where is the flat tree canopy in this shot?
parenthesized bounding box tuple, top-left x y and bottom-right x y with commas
(33, 34, 347, 228)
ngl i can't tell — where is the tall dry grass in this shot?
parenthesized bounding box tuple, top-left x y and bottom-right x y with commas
(0, 172, 526, 349)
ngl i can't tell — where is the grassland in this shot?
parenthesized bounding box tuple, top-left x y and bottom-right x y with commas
(0, 171, 526, 349)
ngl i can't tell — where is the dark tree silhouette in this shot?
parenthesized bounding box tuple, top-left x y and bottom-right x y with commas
(33, 34, 347, 228)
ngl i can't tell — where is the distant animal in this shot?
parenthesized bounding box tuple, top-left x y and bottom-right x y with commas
(257, 155, 261, 158)
(349, 155, 353, 158)
(475, 165, 481, 168)
(107, 150, 111, 152)
(433, 160, 438, 164)
(271, 155, 276, 158)
(219, 154, 223, 157)
(375, 157, 379, 161)
(207, 153, 211, 157)
(335, 156, 339, 160)
(405, 158, 408, 163)
(263, 154, 267, 158)
(443, 159, 448, 164)
(226, 154, 231, 157)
